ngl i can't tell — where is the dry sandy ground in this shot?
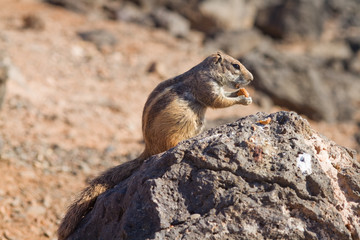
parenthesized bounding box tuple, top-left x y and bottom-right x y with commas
(0, 1, 358, 239)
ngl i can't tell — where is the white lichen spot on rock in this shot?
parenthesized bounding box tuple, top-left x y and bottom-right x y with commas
(197, 133, 222, 144)
(296, 153, 312, 175)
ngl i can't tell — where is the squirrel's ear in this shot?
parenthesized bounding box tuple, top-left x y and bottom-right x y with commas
(214, 51, 223, 64)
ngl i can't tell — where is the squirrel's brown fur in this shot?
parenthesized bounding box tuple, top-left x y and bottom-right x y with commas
(57, 51, 253, 240)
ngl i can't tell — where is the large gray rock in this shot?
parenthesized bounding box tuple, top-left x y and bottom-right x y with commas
(254, 0, 325, 40)
(67, 111, 359, 240)
(242, 46, 358, 122)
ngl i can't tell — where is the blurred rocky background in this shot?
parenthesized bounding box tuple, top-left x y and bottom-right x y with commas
(0, 0, 359, 239)
(46, 0, 360, 122)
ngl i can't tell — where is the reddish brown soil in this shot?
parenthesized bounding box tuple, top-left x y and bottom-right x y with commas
(0, 1, 358, 239)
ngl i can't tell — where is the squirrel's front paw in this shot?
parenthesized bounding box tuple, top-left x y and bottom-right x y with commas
(237, 96, 252, 105)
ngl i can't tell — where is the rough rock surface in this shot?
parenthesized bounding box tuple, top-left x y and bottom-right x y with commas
(67, 111, 359, 240)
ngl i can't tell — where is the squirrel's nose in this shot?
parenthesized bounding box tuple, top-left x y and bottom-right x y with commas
(240, 64, 253, 82)
(244, 70, 253, 82)
(248, 72, 254, 82)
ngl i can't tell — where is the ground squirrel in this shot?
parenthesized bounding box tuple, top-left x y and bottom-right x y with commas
(58, 51, 253, 240)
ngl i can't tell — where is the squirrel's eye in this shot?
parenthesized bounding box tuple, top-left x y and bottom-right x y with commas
(232, 64, 240, 70)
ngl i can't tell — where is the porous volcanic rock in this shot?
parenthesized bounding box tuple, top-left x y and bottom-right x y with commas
(67, 111, 359, 240)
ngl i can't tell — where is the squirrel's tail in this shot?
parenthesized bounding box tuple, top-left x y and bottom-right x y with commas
(57, 153, 147, 240)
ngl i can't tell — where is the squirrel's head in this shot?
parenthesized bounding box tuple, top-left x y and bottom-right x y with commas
(207, 51, 253, 89)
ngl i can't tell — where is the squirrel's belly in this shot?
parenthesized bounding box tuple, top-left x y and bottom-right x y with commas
(143, 97, 205, 154)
